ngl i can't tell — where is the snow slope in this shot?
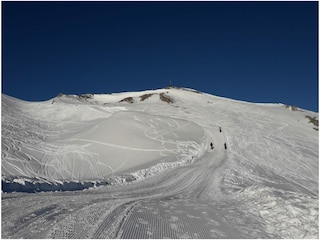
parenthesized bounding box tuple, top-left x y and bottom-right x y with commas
(2, 87, 318, 238)
(2, 91, 206, 182)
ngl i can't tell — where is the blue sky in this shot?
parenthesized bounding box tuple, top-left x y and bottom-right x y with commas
(2, 1, 318, 111)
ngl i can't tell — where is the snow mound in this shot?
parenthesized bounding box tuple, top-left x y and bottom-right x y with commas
(2, 94, 206, 183)
(237, 184, 318, 238)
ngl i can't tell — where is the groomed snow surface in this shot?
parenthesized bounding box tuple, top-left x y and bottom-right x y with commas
(2, 87, 319, 238)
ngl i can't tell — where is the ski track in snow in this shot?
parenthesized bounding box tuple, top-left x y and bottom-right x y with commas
(1, 89, 319, 238)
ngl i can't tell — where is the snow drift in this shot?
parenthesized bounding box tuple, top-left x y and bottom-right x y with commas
(2, 92, 206, 184)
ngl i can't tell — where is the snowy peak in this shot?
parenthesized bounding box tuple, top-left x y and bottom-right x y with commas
(2, 87, 318, 238)
(2, 87, 318, 186)
(51, 87, 186, 105)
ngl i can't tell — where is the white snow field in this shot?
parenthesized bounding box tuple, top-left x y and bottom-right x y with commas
(1, 87, 318, 238)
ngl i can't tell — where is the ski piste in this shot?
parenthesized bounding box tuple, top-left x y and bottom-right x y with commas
(2, 87, 318, 238)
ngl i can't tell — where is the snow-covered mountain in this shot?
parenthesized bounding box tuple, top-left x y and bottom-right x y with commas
(2, 87, 318, 238)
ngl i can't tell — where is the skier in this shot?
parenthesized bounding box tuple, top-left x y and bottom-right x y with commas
(210, 142, 214, 150)
(224, 143, 227, 150)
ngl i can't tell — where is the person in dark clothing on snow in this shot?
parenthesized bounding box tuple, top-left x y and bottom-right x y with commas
(219, 126, 222, 132)
(224, 143, 227, 150)
(210, 142, 214, 149)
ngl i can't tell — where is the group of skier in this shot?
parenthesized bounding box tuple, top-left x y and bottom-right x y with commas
(209, 126, 227, 150)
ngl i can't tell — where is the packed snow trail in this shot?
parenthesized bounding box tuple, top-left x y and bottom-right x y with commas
(114, 127, 249, 239)
(3, 126, 261, 238)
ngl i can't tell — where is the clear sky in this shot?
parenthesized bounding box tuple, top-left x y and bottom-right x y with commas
(2, 1, 318, 112)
